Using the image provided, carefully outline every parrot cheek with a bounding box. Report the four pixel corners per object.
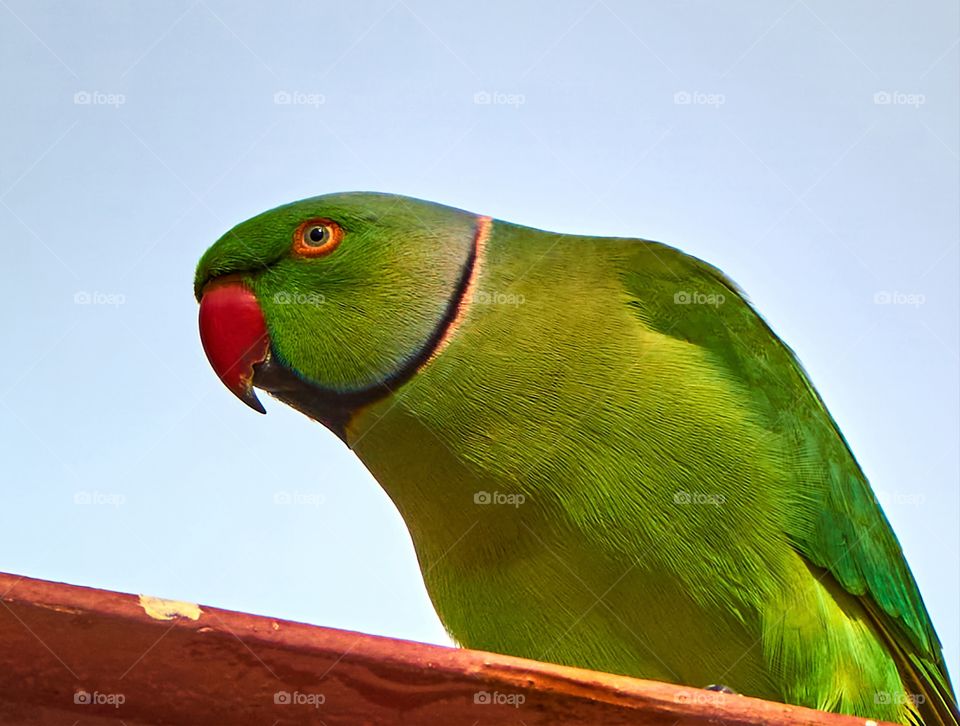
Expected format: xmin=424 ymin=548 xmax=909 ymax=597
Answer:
xmin=198 ymin=278 xmax=271 ymax=413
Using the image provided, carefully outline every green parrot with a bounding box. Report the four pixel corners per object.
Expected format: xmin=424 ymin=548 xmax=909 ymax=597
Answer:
xmin=195 ymin=192 xmax=957 ymax=725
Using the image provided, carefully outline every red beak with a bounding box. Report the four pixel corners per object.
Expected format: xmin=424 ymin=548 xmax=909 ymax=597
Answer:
xmin=198 ymin=279 xmax=270 ymax=413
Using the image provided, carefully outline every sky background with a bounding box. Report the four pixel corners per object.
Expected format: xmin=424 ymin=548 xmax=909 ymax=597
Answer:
xmin=1 ymin=0 xmax=957 ymax=688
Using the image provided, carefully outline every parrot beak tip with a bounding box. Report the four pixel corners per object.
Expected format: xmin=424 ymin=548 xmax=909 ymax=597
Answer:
xmin=245 ymin=394 xmax=267 ymax=414
xmin=241 ymin=366 xmax=268 ymax=414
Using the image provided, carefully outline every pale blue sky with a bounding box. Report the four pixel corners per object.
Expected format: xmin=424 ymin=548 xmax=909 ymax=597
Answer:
xmin=1 ymin=0 xmax=957 ymax=686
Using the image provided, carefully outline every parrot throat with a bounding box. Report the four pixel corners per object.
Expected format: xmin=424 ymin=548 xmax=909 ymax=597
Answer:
xmin=253 ymin=215 xmax=492 ymax=444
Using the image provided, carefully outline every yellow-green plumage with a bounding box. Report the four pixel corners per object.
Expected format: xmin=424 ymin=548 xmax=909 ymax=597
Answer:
xmin=196 ymin=193 xmax=957 ymax=724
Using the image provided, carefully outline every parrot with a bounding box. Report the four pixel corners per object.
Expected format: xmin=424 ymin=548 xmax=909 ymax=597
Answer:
xmin=195 ymin=192 xmax=957 ymax=725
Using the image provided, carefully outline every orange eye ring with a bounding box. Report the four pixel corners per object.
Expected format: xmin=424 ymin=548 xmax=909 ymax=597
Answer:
xmin=292 ymin=218 xmax=343 ymax=258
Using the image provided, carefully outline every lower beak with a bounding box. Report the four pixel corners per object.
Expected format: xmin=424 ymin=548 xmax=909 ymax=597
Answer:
xmin=198 ymin=278 xmax=270 ymax=413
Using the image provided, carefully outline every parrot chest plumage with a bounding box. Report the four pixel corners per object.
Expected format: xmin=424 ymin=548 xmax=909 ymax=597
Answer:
xmin=344 ymin=225 xmax=798 ymax=698
xmin=348 ymin=392 xmax=791 ymax=696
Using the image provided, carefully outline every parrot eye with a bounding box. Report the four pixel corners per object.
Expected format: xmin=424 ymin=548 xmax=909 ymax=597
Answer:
xmin=293 ymin=218 xmax=343 ymax=258
xmin=307 ymin=225 xmax=327 ymax=244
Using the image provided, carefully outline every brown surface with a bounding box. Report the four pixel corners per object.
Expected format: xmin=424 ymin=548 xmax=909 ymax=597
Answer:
xmin=0 ymin=571 xmax=889 ymax=725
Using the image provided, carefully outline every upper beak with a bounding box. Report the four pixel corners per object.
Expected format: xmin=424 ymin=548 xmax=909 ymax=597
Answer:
xmin=198 ymin=278 xmax=270 ymax=413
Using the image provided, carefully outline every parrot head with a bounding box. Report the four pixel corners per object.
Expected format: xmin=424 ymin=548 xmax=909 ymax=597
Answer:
xmin=194 ymin=192 xmax=487 ymax=439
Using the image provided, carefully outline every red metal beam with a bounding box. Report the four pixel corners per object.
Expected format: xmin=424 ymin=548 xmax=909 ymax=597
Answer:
xmin=0 ymin=572 xmax=891 ymax=725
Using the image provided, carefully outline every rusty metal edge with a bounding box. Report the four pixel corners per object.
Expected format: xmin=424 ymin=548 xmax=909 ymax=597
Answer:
xmin=0 ymin=571 xmax=892 ymax=726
